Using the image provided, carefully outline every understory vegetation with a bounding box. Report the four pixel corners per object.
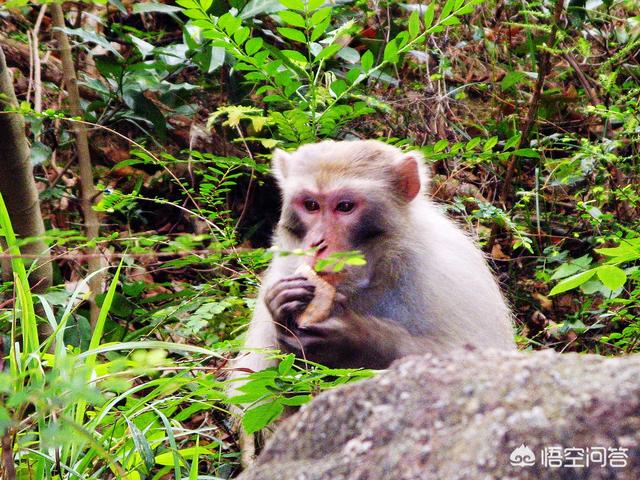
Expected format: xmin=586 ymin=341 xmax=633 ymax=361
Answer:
xmin=0 ymin=0 xmax=638 ymax=477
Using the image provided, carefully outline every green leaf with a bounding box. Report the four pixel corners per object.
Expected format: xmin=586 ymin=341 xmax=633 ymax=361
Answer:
xmin=596 ymin=265 xmax=627 ymax=291
xmin=278 ymin=27 xmax=307 ymax=43
xmin=155 ymin=447 xmax=214 ymax=466
xmin=95 ymin=55 xmax=123 ymax=79
xmin=125 ymin=416 xmax=155 ymax=473
xmin=440 ymin=0 xmax=455 ymax=20
xmin=500 ymin=71 xmax=526 ymax=90
xmin=279 ymin=0 xmax=304 ymax=10
xmin=361 ymin=50 xmax=374 ymax=71
xmin=278 ymin=354 xmax=295 ymax=375
xmin=315 ymin=43 xmax=341 ymax=61
xmin=551 ymin=263 xmax=583 ymax=281
xmin=281 ymin=49 xmax=308 ymax=63
xmin=243 ymin=401 xmax=284 ymax=433
xmin=330 ymin=79 xmax=347 ymax=96
xmin=176 ymin=0 xmax=199 ymax=8
xmin=183 ymin=8 xmax=210 ymax=21
xmin=423 ymin=3 xmax=436 ymax=28
xmin=408 ymin=10 xmax=420 ymax=38
xmin=55 ymin=26 xmax=122 ymax=58
xmin=345 ymin=257 xmax=366 ymax=266
xmin=549 ymin=269 xmax=596 ymax=295
xmin=234 ymin=27 xmax=250 ymax=45
xmin=245 ymin=37 xmax=264 ymax=55
xmin=442 ymin=16 xmax=461 ymax=26
xmin=484 ymin=136 xmax=498 ymax=150
xmin=311 ymin=7 xmax=332 ymax=25
xmin=512 ymin=148 xmax=539 ymax=158
xmin=383 ymin=39 xmax=398 ymax=62
xmin=280 ymin=395 xmax=312 ymax=406
xmin=504 ymin=133 xmax=521 ymax=150
xmin=466 ymin=137 xmax=482 ymax=150
xmin=346 ymin=67 xmax=361 ymax=84
xmin=124 ymin=90 xmax=168 ymax=140
xmin=310 ymin=17 xmax=331 ymax=41
xmin=595 ymin=243 xmax=640 ymax=258
xmin=279 ymin=10 xmax=306 ymax=28
xmin=129 ymin=35 xmax=154 ymax=58
xmin=434 ymin=139 xmax=448 ymax=153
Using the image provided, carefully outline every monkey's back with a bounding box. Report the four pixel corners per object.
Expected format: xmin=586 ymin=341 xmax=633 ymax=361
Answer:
xmin=409 ymin=199 xmax=516 ymax=351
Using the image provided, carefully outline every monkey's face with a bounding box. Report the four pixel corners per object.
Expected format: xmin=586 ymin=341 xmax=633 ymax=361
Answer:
xmin=280 ymin=186 xmax=392 ymax=291
xmin=272 ymin=140 xmax=425 ymax=292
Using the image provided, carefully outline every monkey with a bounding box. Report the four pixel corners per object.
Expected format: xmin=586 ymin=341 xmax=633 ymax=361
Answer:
xmin=230 ymin=139 xmax=515 ymax=380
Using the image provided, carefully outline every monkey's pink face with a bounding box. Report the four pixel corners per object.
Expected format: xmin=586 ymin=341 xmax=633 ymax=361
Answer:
xmin=283 ymin=187 xmax=385 ymax=285
xmin=293 ymin=188 xmax=363 ymax=256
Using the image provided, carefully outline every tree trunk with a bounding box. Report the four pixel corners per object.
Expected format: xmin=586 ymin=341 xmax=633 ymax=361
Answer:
xmin=51 ymin=4 xmax=103 ymax=326
xmin=0 ymin=47 xmax=52 ymax=294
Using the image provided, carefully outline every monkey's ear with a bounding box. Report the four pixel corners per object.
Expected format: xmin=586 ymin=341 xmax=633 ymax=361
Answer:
xmin=271 ymin=148 xmax=291 ymax=184
xmin=395 ymin=154 xmax=423 ymax=202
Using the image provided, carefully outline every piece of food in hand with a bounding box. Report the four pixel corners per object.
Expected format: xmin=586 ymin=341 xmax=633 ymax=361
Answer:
xmin=294 ymin=264 xmax=336 ymax=326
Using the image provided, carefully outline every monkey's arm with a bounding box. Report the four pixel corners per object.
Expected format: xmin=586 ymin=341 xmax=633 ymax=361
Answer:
xmin=265 ymin=276 xmax=432 ymax=369
xmin=278 ymin=311 xmax=431 ymax=369
xmin=227 ymin=296 xmax=279 ymax=388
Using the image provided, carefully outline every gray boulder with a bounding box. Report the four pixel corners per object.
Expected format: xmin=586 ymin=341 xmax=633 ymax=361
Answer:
xmin=239 ymin=349 xmax=640 ymax=479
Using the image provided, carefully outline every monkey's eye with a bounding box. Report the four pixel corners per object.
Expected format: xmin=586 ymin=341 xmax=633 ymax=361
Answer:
xmin=303 ymin=199 xmax=320 ymax=212
xmin=336 ymin=201 xmax=355 ymax=213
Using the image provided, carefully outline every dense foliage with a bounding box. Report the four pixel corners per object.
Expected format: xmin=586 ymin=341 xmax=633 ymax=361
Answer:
xmin=0 ymin=0 xmax=638 ymax=478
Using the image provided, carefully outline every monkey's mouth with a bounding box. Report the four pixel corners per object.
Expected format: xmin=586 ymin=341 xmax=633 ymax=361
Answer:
xmin=317 ymin=270 xmax=372 ymax=295
xmin=316 ymin=271 xmax=343 ymax=286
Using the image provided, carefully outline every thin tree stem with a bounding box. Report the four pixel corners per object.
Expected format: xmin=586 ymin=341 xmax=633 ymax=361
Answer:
xmin=51 ymin=3 xmax=103 ymax=327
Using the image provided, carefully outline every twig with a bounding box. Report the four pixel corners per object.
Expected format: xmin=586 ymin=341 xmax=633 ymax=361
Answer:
xmin=1 ymin=430 xmax=16 ymax=480
xmin=233 ymin=126 xmax=255 ymax=231
xmin=562 ymin=52 xmax=598 ymax=106
xmin=48 ymin=154 xmax=76 ymax=190
xmin=0 ymin=248 xmax=249 ymax=261
xmin=51 ymin=3 xmax=103 ymax=327
xmin=31 ymin=4 xmax=48 ymax=114
xmin=500 ymin=0 xmax=564 ymax=205
xmin=488 ymin=0 xmax=565 ymax=251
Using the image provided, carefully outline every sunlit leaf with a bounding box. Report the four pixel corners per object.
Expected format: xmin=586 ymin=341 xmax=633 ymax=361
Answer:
xmin=550 ymin=269 xmax=596 ymax=295
xmin=596 ymin=265 xmax=627 ymax=291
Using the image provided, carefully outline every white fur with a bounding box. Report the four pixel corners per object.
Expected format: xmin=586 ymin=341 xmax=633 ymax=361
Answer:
xmin=230 ymin=140 xmax=514 ymax=385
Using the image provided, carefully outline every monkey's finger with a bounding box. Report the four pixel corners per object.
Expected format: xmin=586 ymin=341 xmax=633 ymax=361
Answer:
xmin=271 ymin=288 xmax=314 ymax=309
xmin=266 ymin=288 xmax=313 ymax=321
xmin=275 ymin=300 xmax=309 ymax=330
xmin=298 ymin=317 xmax=343 ymax=336
xmin=334 ymin=292 xmax=348 ymax=305
xmin=330 ymin=292 xmax=348 ymax=315
xmin=278 ymin=331 xmax=327 ymax=359
xmin=265 ymin=279 xmax=316 ymax=304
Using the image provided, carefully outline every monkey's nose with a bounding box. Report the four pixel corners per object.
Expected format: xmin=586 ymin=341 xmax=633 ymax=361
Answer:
xmin=310 ymin=239 xmax=328 ymax=256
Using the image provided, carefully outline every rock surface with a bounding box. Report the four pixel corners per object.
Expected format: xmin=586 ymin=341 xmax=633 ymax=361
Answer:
xmin=239 ymin=349 xmax=640 ymax=479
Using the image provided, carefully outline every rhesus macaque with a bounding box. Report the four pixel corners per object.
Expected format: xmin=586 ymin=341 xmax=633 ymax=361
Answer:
xmin=231 ymin=139 xmax=515 ymax=377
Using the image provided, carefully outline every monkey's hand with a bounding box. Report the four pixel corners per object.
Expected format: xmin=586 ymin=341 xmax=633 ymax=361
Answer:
xmin=266 ymin=279 xmax=424 ymax=369
xmin=270 ymin=290 xmax=400 ymax=369
xmin=265 ymin=277 xmax=351 ymax=364
xmin=265 ymin=275 xmax=319 ymax=335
